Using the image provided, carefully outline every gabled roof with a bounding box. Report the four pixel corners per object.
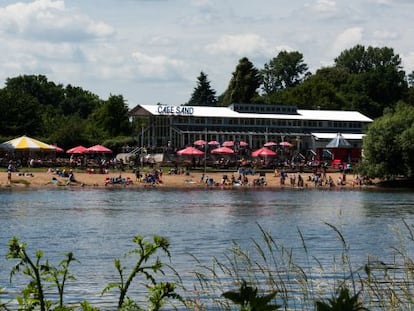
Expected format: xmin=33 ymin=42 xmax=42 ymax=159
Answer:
xmin=326 ymin=133 xmax=352 ymax=148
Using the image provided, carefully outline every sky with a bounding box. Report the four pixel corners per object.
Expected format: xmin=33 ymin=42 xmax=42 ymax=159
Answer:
xmin=0 ymin=0 xmax=413 ymax=108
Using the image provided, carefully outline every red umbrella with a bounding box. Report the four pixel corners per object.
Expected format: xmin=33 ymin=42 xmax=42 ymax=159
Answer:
xmin=51 ymin=145 xmax=65 ymax=153
xmin=251 ymin=147 xmax=277 ymax=157
xmin=86 ymin=144 xmax=113 ymax=153
xmin=177 ymin=146 xmax=204 ymax=156
xmin=279 ymin=141 xmax=293 ymax=147
xmin=264 ymin=141 xmax=278 ymax=147
xmin=193 ymin=139 xmax=206 ymax=146
xmin=222 ymin=141 xmax=234 ymax=147
xmin=66 ymin=145 xmax=87 ymax=154
xmin=208 ymin=140 xmax=220 ymax=146
xmin=211 ymin=146 xmax=235 ymax=155
xmin=239 ymin=141 xmax=249 ymax=147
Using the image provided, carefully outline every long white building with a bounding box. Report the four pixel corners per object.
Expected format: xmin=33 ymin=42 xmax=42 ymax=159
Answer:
xmin=129 ymin=103 xmax=372 ymax=154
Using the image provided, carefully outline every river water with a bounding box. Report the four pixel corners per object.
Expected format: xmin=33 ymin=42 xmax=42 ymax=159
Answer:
xmin=1 ymin=187 xmax=414 ymax=309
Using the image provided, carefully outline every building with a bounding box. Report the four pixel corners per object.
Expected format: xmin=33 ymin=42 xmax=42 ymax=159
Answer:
xmin=129 ymin=103 xmax=372 ymax=162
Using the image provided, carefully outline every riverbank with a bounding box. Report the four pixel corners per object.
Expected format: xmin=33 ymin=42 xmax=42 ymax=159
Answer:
xmin=0 ymin=169 xmax=376 ymax=190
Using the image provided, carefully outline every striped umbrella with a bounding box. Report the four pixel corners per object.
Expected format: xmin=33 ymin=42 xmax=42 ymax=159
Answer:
xmin=0 ymin=135 xmax=55 ymax=150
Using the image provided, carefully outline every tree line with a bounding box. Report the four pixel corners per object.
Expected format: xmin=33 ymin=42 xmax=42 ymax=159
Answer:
xmin=188 ymin=44 xmax=414 ymax=121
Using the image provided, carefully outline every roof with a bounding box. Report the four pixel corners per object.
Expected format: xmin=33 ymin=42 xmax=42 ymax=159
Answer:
xmin=311 ymin=132 xmax=365 ymax=140
xmin=131 ymin=104 xmax=373 ymax=123
xmin=326 ymin=133 xmax=352 ymax=148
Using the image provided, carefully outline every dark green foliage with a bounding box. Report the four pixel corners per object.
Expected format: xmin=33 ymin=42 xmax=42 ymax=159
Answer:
xmin=315 ymin=287 xmax=368 ymax=311
xmin=220 ymin=57 xmax=261 ymax=106
xmin=334 ymin=45 xmax=407 ymax=118
xmin=186 ymin=71 xmax=217 ymax=106
xmin=265 ymin=45 xmax=408 ymax=119
xmin=261 ymin=50 xmax=310 ymax=95
xmin=360 ymin=102 xmax=414 ymax=178
xmin=91 ymin=94 xmax=132 ymax=138
xmin=223 ymin=279 xmax=280 ymax=311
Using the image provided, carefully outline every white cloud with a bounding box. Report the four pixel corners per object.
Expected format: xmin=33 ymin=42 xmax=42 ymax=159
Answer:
xmin=332 ymin=27 xmax=363 ymax=55
xmin=402 ymin=52 xmax=414 ymax=73
xmin=372 ymin=30 xmax=399 ymax=41
xmin=206 ymin=33 xmax=272 ymax=57
xmin=0 ymin=0 xmax=114 ymax=42
xmin=313 ymin=0 xmax=337 ymax=14
xmin=131 ymin=51 xmax=186 ymax=80
xmin=304 ymin=0 xmax=338 ymax=18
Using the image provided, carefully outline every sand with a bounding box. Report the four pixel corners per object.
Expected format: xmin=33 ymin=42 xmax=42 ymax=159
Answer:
xmin=0 ymin=168 xmax=376 ymax=190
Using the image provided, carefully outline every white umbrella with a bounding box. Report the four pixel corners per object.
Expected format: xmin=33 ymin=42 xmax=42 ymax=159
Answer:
xmin=0 ymin=135 xmax=55 ymax=151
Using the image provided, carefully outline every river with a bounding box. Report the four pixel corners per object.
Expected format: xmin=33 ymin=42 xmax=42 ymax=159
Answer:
xmin=1 ymin=187 xmax=414 ymax=309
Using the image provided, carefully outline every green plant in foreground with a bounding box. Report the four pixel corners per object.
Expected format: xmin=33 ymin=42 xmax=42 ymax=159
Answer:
xmin=222 ymin=279 xmax=280 ymax=311
xmin=102 ymin=235 xmax=184 ymax=310
xmin=315 ymin=286 xmax=368 ymax=311
xmin=7 ymin=237 xmax=78 ymax=311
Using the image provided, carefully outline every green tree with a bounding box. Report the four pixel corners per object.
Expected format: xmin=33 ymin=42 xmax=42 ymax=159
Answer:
xmin=0 ymin=89 xmax=43 ymax=136
xmin=335 ymin=45 xmax=407 ymax=118
xmin=47 ymin=115 xmax=92 ymax=149
xmin=360 ymin=102 xmax=414 ymax=179
xmin=220 ymin=57 xmax=261 ymax=106
xmin=91 ymin=94 xmax=132 ymax=139
xmin=4 ymin=75 xmax=64 ymax=118
xmin=261 ymin=50 xmax=310 ymax=95
xmin=271 ymin=67 xmax=347 ymax=109
xmin=61 ymin=85 xmax=100 ymax=118
xmin=186 ymin=71 xmax=217 ymax=106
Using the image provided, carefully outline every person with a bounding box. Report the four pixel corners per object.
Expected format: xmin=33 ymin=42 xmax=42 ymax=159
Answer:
xmin=135 ymin=169 xmax=141 ymax=181
xmin=67 ymin=169 xmax=76 ymax=185
xmin=7 ymin=161 xmax=12 ymax=184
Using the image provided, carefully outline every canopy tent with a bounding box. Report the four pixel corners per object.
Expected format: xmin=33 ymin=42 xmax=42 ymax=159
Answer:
xmin=251 ymin=147 xmax=277 ymax=157
xmin=0 ymin=135 xmax=55 ymax=151
xmin=193 ymin=139 xmax=206 ymax=146
xmin=264 ymin=141 xmax=278 ymax=147
xmin=326 ymin=133 xmax=352 ymax=148
xmin=222 ymin=141 xmax=234 ymax=147
xmin=211 ymin=146 xmax=235 ymax=155
xmin=207 ymin=140 xmax=220 ymax=146
xmin=51 ymin=145 xmax=65 ymax=153
xmin=86 ymin=144 xmax=112 ymax=153
xmin=66 ymin=145 xmax=87 ymax=154
xmin=177 ymin=146 xmax=204 ymax=156
xmin=279 ymin=141 xmax=293 ymax=147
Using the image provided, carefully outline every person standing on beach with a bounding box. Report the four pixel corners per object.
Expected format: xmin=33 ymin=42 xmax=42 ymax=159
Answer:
xmin=7 ymin=161 xmax=13 ymax=184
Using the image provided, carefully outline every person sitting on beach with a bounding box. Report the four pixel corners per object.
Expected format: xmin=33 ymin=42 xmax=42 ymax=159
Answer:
xmin=66 ymin=170 xmax=76 ymax=185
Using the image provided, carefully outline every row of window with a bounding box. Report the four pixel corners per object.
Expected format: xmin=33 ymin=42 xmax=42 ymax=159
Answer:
xmin=172 ymin=117 xmax=362 ymax=129
xmin=231 ymin=104 xmax=298 ymax=114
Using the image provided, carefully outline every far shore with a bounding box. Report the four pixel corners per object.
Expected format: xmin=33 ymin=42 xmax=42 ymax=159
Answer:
xmin=0 ymin=167 xmax=380 ymax=190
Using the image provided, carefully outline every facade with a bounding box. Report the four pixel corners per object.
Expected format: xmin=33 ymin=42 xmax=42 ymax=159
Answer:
xmin=129 ymin=103 xmax=372 ymax=160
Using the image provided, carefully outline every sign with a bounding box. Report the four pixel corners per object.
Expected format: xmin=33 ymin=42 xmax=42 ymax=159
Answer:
xmin=157 ymin=105 xmax=194 ymax=115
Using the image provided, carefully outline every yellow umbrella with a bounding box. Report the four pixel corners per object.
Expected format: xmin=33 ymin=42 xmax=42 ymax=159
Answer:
xmin=0 ymin=135 xmax=55 ymax=150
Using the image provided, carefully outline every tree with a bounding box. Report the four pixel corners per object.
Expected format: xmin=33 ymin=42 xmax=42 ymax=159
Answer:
xmin=186 ymin=71 xmax=217 ymax=106
xmin=5 ymin=74 xmax=64 ymax=110
xmin=61 ymin=85 xmax=100 ymax=118
xmin=0 ymin=89 xmax=43 ymax=136
xmin=335 ymin=45 xmax=407 ymax=118
xmin=220 ymin=57 xmax=261 ymax=106
xmin=91 ymin=94 xmax=132 ymax=139
xmin=270 ymin=67 xmax=348 ymax=109
xmin=261 ymin=50 xmax=310 ymax=95
xmin=360 ymin=102 xmax=414 ymax=179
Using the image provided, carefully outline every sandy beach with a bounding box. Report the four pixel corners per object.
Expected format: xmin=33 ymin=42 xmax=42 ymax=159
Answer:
xmin=0 ymin=167 xmax=376 ymax=190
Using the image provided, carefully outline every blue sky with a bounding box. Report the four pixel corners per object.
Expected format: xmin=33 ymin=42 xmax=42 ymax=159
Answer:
xmin=0 ymin=0 xmax=413 ymax=108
